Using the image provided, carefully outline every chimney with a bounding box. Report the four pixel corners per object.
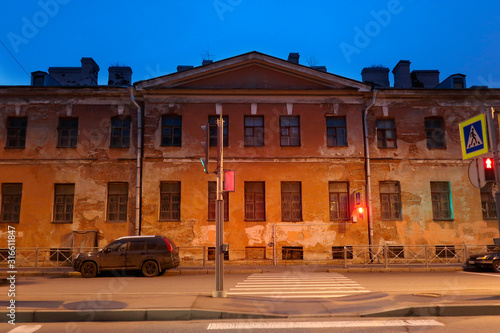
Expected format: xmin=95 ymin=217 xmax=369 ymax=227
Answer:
xmin=410 ymin=70 xmax=440 ymax=88
xmin=392 ymin=60 xmax=411 ymax=88
xmin=202 ymin=59 xmax=213 ymax=66
xmin=108 ymin=66 xmax=133 ymax=86
xmin=177 ymin=65 xmax=194 ymax=72
xmin=361 ymin=67 xmax=390 ymax=87
xmin=80 ymin=57 xmax=100 ymax=86
xmin=287 ymin=52 xmax=300 ymax=64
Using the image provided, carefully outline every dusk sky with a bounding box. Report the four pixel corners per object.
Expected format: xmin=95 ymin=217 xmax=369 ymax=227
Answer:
xmin=1 ymin=0 xmax=500 ymax=87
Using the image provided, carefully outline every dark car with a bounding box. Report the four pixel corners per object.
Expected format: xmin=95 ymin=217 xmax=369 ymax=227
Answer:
xmin=466 ymin=247 xmax=500 ymax=272
xmin=73 ymin=235 xmax=180 ymax=278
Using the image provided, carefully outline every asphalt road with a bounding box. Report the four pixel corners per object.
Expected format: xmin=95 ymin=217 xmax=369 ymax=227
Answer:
xmin=4 ymin=316 xmax=500 ymax=333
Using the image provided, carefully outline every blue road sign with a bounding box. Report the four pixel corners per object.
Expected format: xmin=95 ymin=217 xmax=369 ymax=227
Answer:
xmin=459 ymin=114 xmax=489 ymax=160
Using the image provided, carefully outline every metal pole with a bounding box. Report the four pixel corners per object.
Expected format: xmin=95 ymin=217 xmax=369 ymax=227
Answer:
xmin=272 ymin=225 xmax=276 ymax=266
xmin=213 ymin=113 xmax=226 ymax=298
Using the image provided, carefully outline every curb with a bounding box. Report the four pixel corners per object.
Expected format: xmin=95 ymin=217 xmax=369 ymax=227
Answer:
xmin=362 ymin=304 xmax=500 ymax=317
xmin=0 ymin=309 xmax=285 ymax=323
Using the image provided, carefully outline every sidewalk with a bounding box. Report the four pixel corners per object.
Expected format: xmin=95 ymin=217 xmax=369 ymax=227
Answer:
xmin=2 ymin=264 xmax=500 ymax=323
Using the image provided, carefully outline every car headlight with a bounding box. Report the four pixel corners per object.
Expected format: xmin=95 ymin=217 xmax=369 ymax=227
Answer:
xmin=477 ymin=255 xmax=492 ymax=260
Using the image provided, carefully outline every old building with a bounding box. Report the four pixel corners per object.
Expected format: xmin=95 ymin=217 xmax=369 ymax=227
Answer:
xmin=1 ymin=52 xmax=499 ymax=262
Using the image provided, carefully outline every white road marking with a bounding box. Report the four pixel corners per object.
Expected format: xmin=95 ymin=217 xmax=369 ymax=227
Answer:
xmin=207 ymin=319 xmax=444 ymax=330
xmin=7 ymin=325 xmax=43 ymax=333
xmin=461 ymin=271 xmax=500 ymax=277
xmin=227 ymin=272 xmax=370 ymax=298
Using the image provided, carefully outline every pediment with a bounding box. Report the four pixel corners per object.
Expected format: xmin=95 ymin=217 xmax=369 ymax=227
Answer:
xmin=135 ymin=52 xmax=370 ymax=92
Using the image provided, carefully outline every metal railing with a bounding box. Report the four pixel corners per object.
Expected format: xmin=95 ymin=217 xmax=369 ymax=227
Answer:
xmin=0 ymin=244 xmax=495 ymax=271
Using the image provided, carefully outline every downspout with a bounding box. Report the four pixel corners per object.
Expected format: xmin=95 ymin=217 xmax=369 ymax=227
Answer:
xmin=363 ymin=88 xmax=379 ymax=248
xmin=128 ymin=86 xmax=142 ymax=236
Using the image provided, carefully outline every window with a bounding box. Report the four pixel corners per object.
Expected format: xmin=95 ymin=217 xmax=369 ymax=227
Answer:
xmin=425 ymin=117 xmax=446 ymax=149
xmin=208 ymin=182 xmax=228 ymax=221
xmin=57 ymin=118 xmax=78 ymax=148
xmin=282 ymin=246 xmax=303 ymax=260
xmin=161 ymin=115 xmax=182 ymax=146
xmin=6 ymin=117 xmax=27 ymax=148
xmin=107 ymin=183 xmax=128 ymax=222
xmin=110 ymin=116 xmax=131 ymax=148
xmin=281 ymin=181 xmax=302 ymax=221
xmin=1 ymin=184 xmax=22 ymax=223
xmin=160 ymin=182 xmax=181 ymax=221
xmin=245 ymin=182 xmax=265 ymax=221
xmin=209 ymin=115 xmax=228 ymax=147
xmin=431 ymin=182 xmax=453 ymax=220
xmin=329 ymin=182 xmax=349 ymax=220
xmin=280 ymin=116 xmax=300 ymax=146
xmin=326 ymin=116 xmax=347 ymax=146
xmin=380 ymin=181 xmax=402 ymax=220
xmin=481 ymin=182 xmax=497 ymax=220
xmin=453 ymin=78 xmax=464 ymax=89
xmin=387 ymin=246 xmax=404 ymax=259
xmin=244 ymin=116 xmax=264 ymax=146
xmin=377 ymin=119 xmax=396 ymax=148
xmin=208 ymin=247 xmax=229 ymax=260
xmin=53 ymin=184 xmax=75 ymax=223
xmin=332 ymin=246 xmax=353 ymax=259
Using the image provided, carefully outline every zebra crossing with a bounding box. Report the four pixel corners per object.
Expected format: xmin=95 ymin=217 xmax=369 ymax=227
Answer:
xmin=227 ymin=272 xmax=370 ymax=298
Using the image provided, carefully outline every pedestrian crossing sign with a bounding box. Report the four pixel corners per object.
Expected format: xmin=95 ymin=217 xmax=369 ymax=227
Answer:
xmin=459 ymin=114 xmax=489 ymax=160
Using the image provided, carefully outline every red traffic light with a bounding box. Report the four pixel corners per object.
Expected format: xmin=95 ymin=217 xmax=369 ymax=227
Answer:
xmin=485 ymin=158 xmax=493 ymax=169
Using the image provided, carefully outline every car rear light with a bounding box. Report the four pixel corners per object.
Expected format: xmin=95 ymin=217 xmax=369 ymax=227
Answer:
xmin=163 ymin=238 xmax=173 ymax=252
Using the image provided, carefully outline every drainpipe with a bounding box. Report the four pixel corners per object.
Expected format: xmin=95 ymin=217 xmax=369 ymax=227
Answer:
xmin=363 ymin=88 xmax=379 ymax=249
xmin=128 ymin=86 xmax=142 ymax=236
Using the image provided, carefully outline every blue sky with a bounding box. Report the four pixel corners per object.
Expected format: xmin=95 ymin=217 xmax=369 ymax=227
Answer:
xmin=1 ymin=0 xmax=500 ymax=87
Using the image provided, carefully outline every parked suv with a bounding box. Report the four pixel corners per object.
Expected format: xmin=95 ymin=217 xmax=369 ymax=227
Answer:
xmin=73 ymin=235 xmax=180 ymax=278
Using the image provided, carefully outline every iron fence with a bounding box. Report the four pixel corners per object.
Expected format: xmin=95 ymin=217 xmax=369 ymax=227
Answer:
xmin=0 ymin=244 xmax=496 ymax=271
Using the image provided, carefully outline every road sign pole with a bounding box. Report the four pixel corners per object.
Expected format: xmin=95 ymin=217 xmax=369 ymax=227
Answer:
xmin=213 ymin=113 xmax=226 ymax=298
xmin=486 ymin=108 xmax=500 ymax=236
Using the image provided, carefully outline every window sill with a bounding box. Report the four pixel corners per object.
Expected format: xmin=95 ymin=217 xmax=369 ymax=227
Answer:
xmin=158 ymin=219 xmax=181 ymax=222
xmin=0 ymin=221 xmax=20 ymax=224
xmin=105 ymin=220 xmax=127 ymax=223
xmin=56 ymin=146 xmax=77 ymax=149
xmin=4 ymin=147 xmax=26 ymax=149
xmin=245 ymin=219 xmax=266 ymax=222
xmin=109 ymin=146 xmax=130 ymax=149
xmin=51 ymin=221 xmax=73 ymax=224
xmin=433 ymin=219 xmax=454 ymax=222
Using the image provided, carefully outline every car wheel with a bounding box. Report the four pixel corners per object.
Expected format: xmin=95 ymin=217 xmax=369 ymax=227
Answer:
xmin=492 ymin=260 xmax=500 ymax=273
xmin=142 ymin=260 xmax=159 ymax=277
xmin=80 ymin=261 xmax=97 ymax=278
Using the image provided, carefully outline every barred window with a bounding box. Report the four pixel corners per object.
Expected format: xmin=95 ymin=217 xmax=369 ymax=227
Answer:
xmin=380 ymin=181 xmax=402 ymax=220
xmin=425 ymin=117 xmax=446 ymax=149
xmin=57 ymin=118 xmax=78 ymax=148
xmin=1 ymin=184 xmax=22 ymax=223
xmin=431 ymin=182 xmax=453 ymax=220
xmin=281 ymin=181 xmax=302 ymax=221
xmin=107 ymin=183 xmax=128 ymax=222
xmin=53 ymin=184 xmax=74 ymax=223
xmin=160 ymin=182 xmax=181 ymax=221
xmin=110 ymin=116 xmax=131 ymax=148
xmin=326 ymin=116 xmax=347 ymax=147
xmin=6 ymin=117 xmax=27 ymax=148
xmin=209 ymin=115 xmax=228 ymax=147
xmin=208 ymin=182 xmax=228 ymax=221
xmin=244 ymin=116 xmax=264 ymax=146
xmin=161 ymin=116 xmax=182 ymax=146
xmin=377 ymin=119 xmax=397 ymax=148
xmin=329 ymin=182 xmax=349 ymax=220
xmin=245 ymin=182 xmax=265 ymax=221
xmin=280 ymin=116 xmax=300 ymax=146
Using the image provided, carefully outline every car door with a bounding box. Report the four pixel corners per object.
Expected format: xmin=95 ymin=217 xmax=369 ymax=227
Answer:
xmin=126 ymin=240 xmax=147 ymax=269
xmin=99 ymin=239 xmax=127 ymax=269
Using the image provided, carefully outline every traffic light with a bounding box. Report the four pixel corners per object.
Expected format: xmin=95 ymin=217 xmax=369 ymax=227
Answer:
xmin=484 ymin=157 xmax=495 ymax=181
xmin=200 ymin=124 xmax=209 ymax=173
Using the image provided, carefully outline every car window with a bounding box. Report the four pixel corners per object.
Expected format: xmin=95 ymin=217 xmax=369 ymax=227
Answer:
xmin=129 ymin=241 xmax=145 ymax=251
xmin=106 ymin=240 xmax=127 ymax=252
xmin=146 ymin=239 xmax=159 ymax=250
